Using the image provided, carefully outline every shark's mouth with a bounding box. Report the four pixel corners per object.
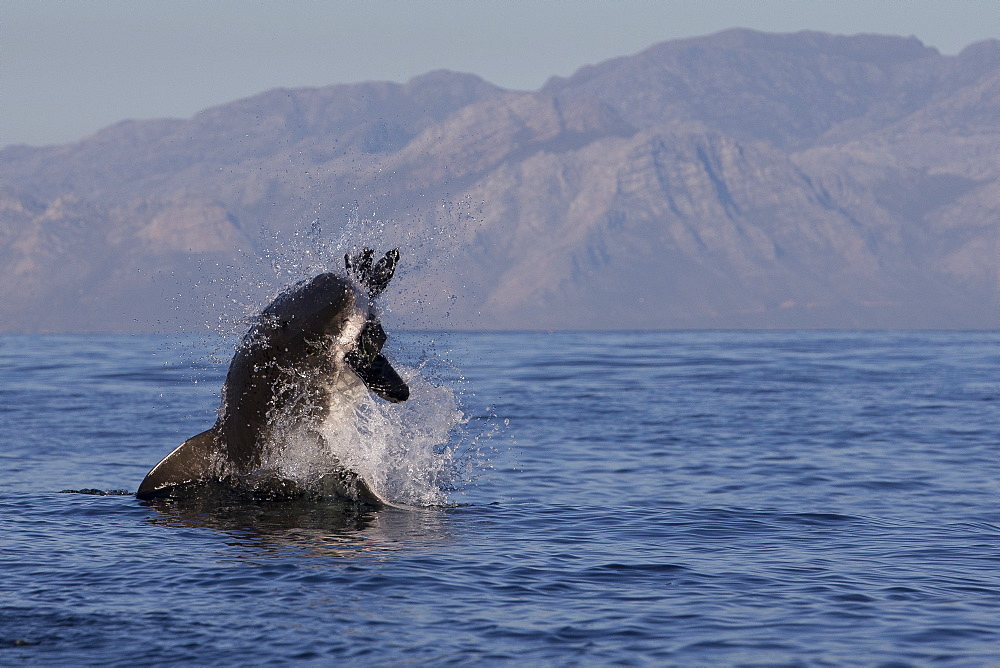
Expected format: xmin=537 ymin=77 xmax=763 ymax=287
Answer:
xmin=345 ymin=317 xmax=409 ymax=403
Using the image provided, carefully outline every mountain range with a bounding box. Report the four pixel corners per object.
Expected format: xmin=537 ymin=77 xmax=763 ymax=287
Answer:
xmin=2 ymin=28 xmax=998 ymax=332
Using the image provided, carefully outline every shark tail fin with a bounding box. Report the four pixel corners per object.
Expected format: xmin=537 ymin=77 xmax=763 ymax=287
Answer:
xmin=136 ymin=429 xmax=218 ymax=499
xmin=345 ymin=247 xmax=399 ymax=299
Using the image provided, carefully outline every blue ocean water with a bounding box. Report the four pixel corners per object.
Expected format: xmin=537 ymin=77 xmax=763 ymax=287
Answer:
xmin=1 ymin=331 xmax=998 ymax=665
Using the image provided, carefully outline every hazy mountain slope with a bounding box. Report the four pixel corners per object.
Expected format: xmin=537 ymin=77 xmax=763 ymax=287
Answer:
xmin=0 ymin=30 xmax=997 ymax=332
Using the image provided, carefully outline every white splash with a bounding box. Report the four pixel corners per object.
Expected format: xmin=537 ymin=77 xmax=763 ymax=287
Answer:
xmin=330 ymin=369 xmax=467 ymax=507
xmin=192 ymin=206 xmax=494 ymax=506
xmin=263 ymin=363 xmax=467 ymax=507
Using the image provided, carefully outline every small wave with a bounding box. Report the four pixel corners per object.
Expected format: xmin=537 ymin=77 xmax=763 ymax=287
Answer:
xmin=58 ymin=489 xmax=132 ymax=496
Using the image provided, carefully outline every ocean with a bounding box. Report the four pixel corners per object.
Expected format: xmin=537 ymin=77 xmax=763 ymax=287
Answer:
xmin=1 ymin=330 xmax=998 ymax=665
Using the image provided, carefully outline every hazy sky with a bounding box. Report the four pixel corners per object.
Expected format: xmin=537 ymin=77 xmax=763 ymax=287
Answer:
xmin=3 ymin=0 xmax=998 ymax=147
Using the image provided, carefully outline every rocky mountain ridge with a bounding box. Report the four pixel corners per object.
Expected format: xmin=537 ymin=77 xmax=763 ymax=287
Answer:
xmin=1 ymin=29 xmax=997 ymax=332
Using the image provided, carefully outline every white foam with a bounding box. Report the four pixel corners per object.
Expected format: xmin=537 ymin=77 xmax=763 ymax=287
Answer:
xmin=262 ymin=362 xmax=467 ymax=507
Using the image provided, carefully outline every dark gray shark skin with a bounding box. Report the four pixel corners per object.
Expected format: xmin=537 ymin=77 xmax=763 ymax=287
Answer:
xmin=137 ymin=249 xmax=408 ymax=503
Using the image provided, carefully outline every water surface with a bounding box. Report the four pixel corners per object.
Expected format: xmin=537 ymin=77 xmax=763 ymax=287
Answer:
xmin=1 ymin=331 xmax=998 ymax=664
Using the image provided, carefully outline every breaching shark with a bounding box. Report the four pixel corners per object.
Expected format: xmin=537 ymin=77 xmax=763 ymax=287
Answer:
xmin=136 ymin=248 xmax=409 ymax=504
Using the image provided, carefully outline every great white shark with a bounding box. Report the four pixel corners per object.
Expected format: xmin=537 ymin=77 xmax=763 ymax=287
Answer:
xmin=136 ymin=248 xmax=409 ymax=503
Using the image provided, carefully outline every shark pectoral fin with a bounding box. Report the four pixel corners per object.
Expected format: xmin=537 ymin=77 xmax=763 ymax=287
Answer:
xmin=314 ymin=469 xmax=387 ymax=507
xmin=352 ymin=354 xmax=410 ymax=403
xmin=136 ymin=429 xmax=219 ymax=499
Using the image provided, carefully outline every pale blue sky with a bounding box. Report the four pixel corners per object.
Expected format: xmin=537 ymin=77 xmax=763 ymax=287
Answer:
xmin=3 ymin=0 xmax=998 ymax=147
